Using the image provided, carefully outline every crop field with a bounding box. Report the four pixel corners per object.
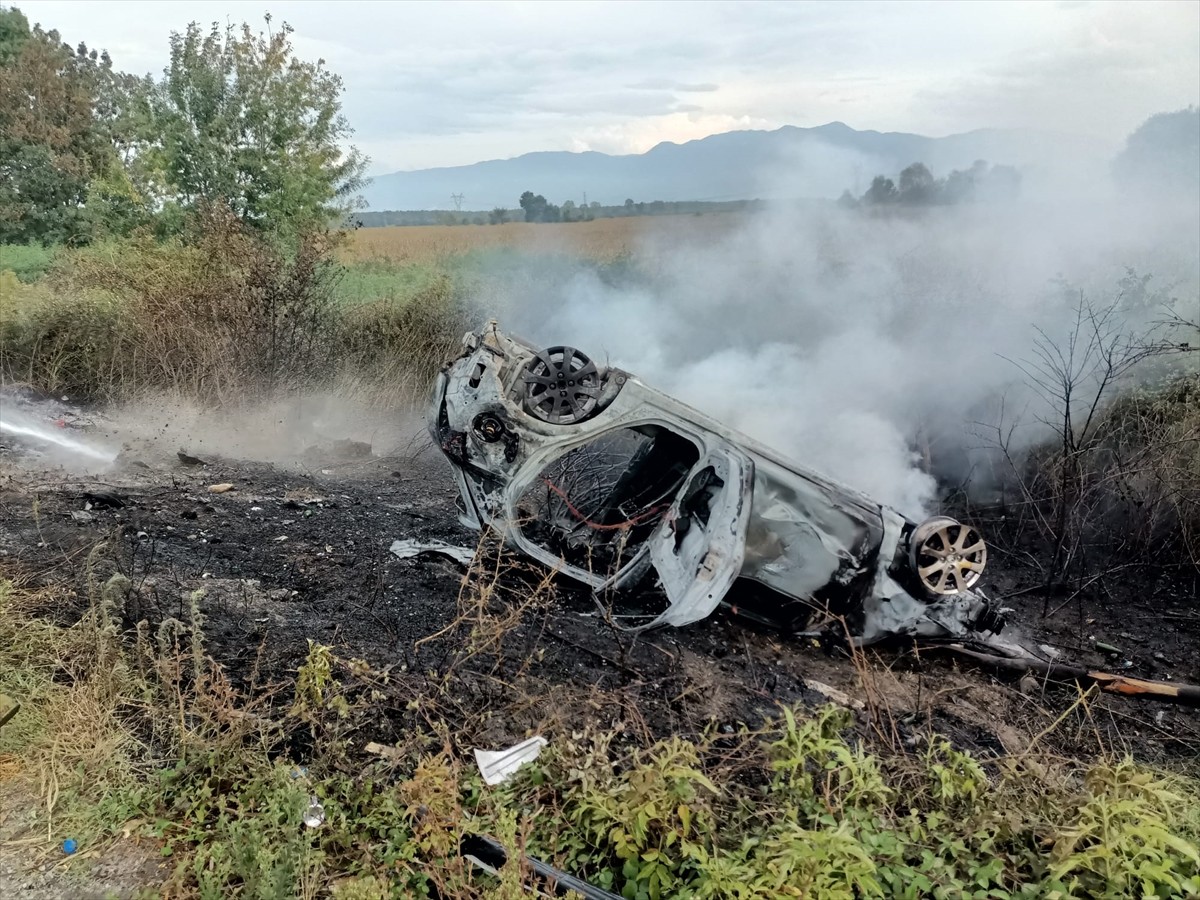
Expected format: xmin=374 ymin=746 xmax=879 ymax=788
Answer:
xmin=344 ymin=213 xmax=746 ymax=264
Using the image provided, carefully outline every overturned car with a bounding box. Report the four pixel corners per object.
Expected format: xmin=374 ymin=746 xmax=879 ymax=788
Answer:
xmin=429 ymin=322 xmax=1005 ymax=645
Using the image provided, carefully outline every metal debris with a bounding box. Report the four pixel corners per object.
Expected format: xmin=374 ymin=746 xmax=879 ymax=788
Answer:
xmin=389 ymin=538 xmax=476 ymax=567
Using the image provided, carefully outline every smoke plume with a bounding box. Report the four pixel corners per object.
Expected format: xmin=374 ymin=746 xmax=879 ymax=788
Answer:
xmin=495 ymin=152 xmax=1199 ymax=515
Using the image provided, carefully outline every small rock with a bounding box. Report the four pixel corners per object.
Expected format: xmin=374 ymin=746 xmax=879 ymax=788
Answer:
xmin=208 ymin=483 xmax=235 ymax=494
xmin=70 ymin=510 xmax=95 ymax=524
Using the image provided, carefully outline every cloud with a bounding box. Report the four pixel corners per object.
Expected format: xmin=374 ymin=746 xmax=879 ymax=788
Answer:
xmin=14 ymin=0 xmax=1200 ymax=172
xmin=629 ymin=79 xmax=720 ymax=93
xmin=568 ymin=112 xmax=778 ymax=155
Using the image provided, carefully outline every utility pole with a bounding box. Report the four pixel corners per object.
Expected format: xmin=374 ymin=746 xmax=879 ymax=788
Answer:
xmin=451 ymin=193 xmax=464 ymax=211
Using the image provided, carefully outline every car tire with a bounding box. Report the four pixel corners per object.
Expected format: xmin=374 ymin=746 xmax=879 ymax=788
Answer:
xmin=521 ymin=346 xmax=602 ymax=424
xmin=908 ymin=516 xmax=987 ymax=596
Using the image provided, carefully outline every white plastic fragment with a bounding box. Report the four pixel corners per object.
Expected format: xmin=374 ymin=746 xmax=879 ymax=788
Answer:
xmin=389 ymin=539 xmax=475 ymax=566
xmin=473 ymin=736 xmax=548 ymax=786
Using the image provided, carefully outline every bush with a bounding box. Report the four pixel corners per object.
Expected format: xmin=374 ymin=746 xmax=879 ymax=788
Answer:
xmin=0 ymin=269 xmax=132 ymax=396
xmin=332 ymin=275 xmax=473 ymax=408
xmin=0 ymin=242 xmax=60 ymax=282
xmin=1090 ymin=372 xmax=1200 ymax=562
xmin=1 ymin=206 xmax=471 ymax=408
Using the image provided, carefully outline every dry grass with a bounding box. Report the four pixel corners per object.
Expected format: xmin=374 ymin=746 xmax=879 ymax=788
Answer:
xmin=344 ymin=213 xmax=746 ymax=265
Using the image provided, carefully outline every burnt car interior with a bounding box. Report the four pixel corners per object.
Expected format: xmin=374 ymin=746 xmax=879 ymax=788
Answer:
xmin=516 ymin=425 xmax=699 ymax=574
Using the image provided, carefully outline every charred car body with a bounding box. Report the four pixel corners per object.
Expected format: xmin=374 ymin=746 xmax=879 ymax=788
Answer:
xmin=429 ymin=322 xmax=1005 ymax=644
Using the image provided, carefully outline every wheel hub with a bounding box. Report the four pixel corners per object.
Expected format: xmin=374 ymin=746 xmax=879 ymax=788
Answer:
xmin=521 ymin=346 xmax=601 ymax=424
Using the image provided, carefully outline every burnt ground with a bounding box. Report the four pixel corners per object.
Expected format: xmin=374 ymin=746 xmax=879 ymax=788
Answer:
xmin=1 ymin=409 xmax=1198 ymax=773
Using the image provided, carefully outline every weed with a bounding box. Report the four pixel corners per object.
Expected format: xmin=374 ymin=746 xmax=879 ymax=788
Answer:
xmin=2 ymin=547 xmax=1198 ymax=899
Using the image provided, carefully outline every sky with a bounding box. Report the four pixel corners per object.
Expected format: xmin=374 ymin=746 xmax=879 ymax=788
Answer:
xmin=14 ymin=0 xmax=1200 ymax=175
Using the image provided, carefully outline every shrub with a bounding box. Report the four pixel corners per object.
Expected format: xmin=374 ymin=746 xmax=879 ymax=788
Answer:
xmin=1 ymin=207 xmax=477 ymax=408
xmin=0 ymin=242 xmax=60 ymax=282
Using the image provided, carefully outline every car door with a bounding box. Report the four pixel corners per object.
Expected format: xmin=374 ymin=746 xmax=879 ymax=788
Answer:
xmin=638 ymin=445 xmax=754 ymax=628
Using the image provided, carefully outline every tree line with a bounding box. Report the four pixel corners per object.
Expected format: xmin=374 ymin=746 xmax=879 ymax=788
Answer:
xmin=838 ymin=160 xmax=1021 ymax=209
xmin=353 ymin=197 xmax=760 ymax=227
xmin=0 ymin=7 xmax=365 ymax=246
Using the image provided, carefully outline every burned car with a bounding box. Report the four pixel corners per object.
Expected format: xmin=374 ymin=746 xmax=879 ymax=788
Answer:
xmin=429 ymin=322 xmax=1004 ymax=644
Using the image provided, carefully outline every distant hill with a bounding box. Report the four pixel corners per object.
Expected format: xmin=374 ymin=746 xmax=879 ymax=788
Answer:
xmin=361 ymin=121 xmax=1111 ymax=211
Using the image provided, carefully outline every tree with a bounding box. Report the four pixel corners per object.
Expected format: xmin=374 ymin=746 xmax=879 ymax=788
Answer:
xmin=898 ymin=162 xmax=936 ymax=204
xmin=139 ymin=17 xmax=367 ymax=235
xmin=0 ymin=20 xmax=125 ymax=243
xmin=0 ymin=6 xmax=29 ymax=64
xmin=518 ymin=190 xmax=560 ymax=223
xmin=488 ymin=207 xmax=509 ymax=224
xmin=851 ymin=160 xmax=1019 ymax=209
xmin=862 ymin=175 xmax=897 ymax=205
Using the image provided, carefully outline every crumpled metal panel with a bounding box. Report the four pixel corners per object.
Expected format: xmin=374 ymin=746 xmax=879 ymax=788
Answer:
xmin=742 ymin=457 xmax=882 ymax=598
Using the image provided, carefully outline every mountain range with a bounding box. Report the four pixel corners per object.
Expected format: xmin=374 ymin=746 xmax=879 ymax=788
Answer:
xmin=360 ymin=121 xmax=1113 ymax=212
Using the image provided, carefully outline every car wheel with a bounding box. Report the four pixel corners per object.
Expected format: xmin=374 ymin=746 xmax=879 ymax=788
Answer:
xmin=521 ymin=346 xmax=601 ymax=424
xmin=908 ymin=516 xmax=987 ymax=595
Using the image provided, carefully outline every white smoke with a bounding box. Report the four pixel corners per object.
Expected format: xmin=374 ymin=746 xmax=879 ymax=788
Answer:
xmin=490 ymin=152 xmax=1198 ymax=516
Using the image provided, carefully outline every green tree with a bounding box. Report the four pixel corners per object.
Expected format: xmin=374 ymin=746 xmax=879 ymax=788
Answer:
xmin=0 ymin=21 xmax=121 ymax=244
xmin=518 ymin=190 xmax=560 ymax=223
xmin=139 ymin=16 xmax=367 ymax=235
xmin=0 ymin=6 xmax=30 ymax=64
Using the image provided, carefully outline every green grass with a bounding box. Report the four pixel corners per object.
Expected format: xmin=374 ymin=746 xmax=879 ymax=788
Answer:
xmin=335 ymin=259 xmax=451 ymax=307
xmin=0 ymin=242 xmax=60 ymax=282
